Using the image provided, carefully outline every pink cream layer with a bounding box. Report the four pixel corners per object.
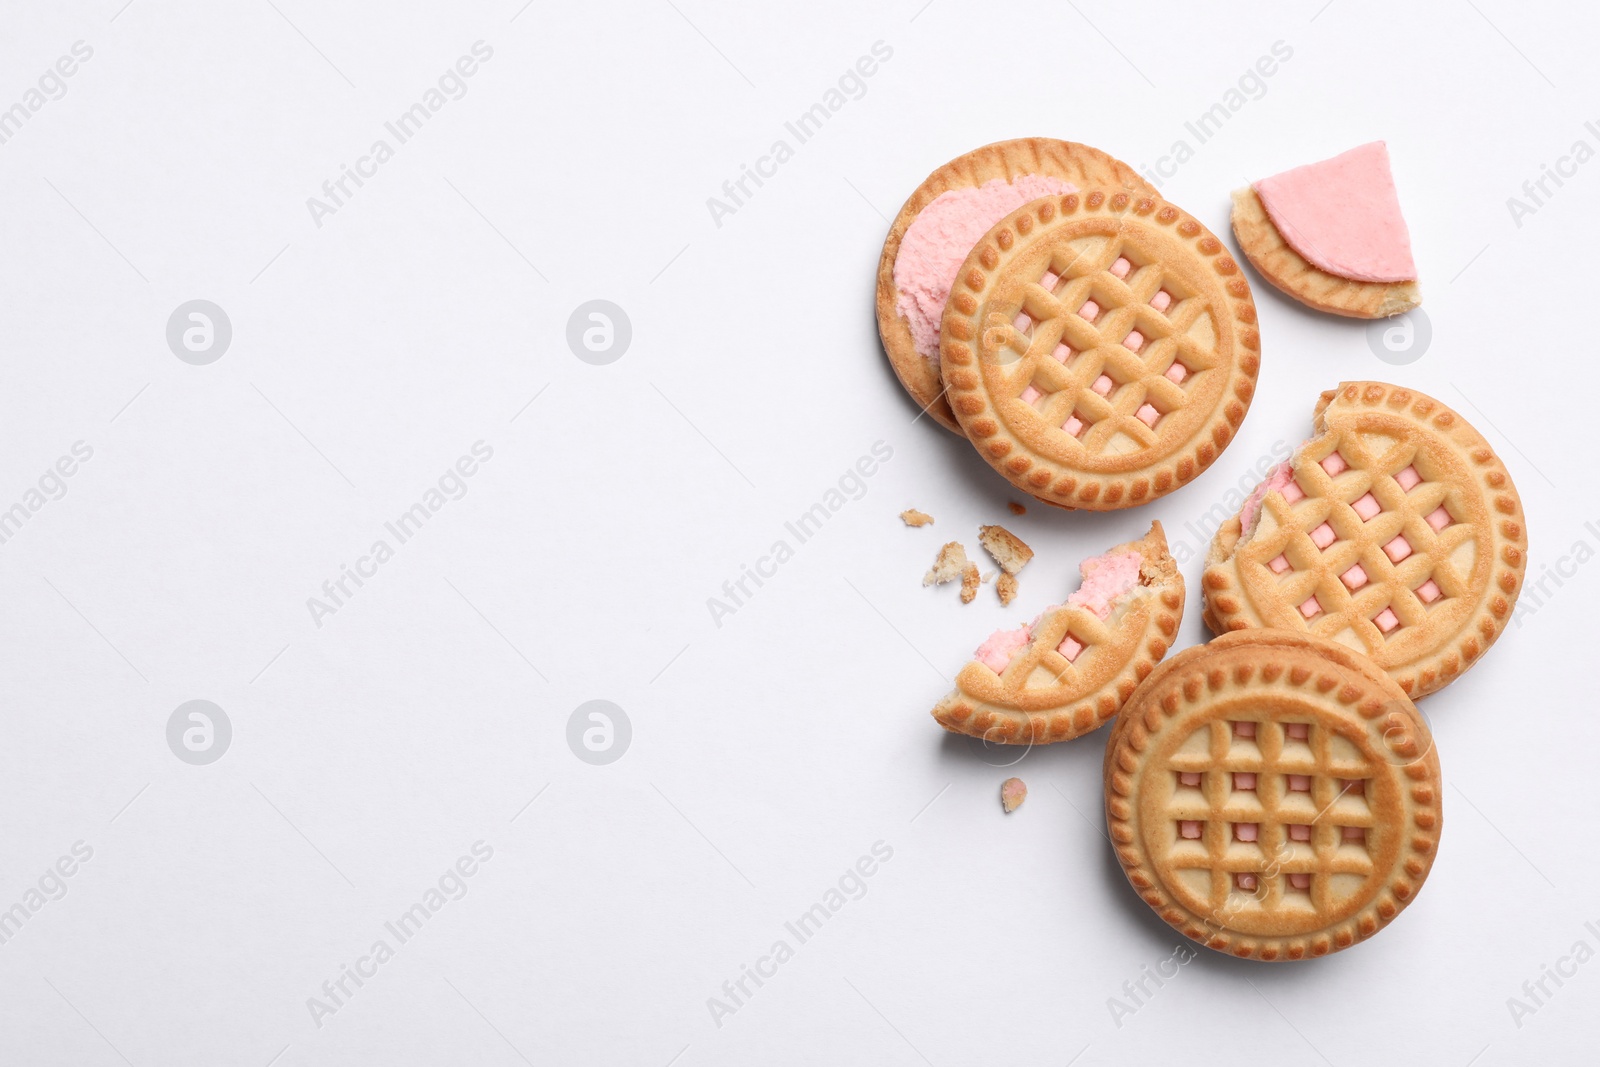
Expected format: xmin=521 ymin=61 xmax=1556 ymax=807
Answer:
xmin=1253 ymin=142 xmax=1416 ymax=284
xmin=974 ymin=624 xmax=1033 ymax=674
xmin=894 ymin=175 xmax=1076 ymax=360
xmin=1065 ymin=550 xmax=1142 ymax=620
xmin=1239 ymin=462 xmax=1296 ymax=538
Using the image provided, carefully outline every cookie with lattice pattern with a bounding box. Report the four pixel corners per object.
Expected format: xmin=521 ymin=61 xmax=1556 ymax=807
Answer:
xmin=1104 ymin=629 xmax=1442 ymax=961
xmin=876 ymin=139 xmax=1152 ymax=434
xmin=939 ymin=189 xmax=1260 ymax=510
xmin=1203 ymin=382 xmax=1526 ymax=698
xmin=933 ymin=522 xmax=1182 ymax=745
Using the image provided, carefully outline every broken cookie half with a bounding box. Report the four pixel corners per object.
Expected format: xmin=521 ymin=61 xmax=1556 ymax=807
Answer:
xmin=933 ymin=522 xmax=1184 ymax=745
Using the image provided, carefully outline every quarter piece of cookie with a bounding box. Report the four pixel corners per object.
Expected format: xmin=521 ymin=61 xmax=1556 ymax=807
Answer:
xmin=1203 ymin=381 xmax=1526 ymax=699
xmin=923 ymin=541 xmax=970 ymax=586
xmin=877 ymin=139 xmax=1153 ymax=433
xmin=940 ymin=188 xmax=1260 ymax=510
xmin=1103 ymin=629 xmax=1442 ymax=961
xmin=1232 ymin=142 xmax=1420 ymax=319
xmin=932 ymin=522 xmax=1182 ymax=744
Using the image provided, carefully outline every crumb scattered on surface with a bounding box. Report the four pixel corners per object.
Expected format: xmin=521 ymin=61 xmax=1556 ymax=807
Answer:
xmin=900 ymin=508 xmax=934 ymax=527
xmin=1007 ymin=501 xmax=1027 ymax=516
xmin=922 ymin=542 xmax=969 ymax=586
xmin=981 ymin=571 xmax=994 ymax=583
xmin=959 ymin=563 xmax=980 ymax=604
xmin=979 ymin=525 xmax=1034 ymax=576
xmin=997 ymin=571 xmax=1018 ymax=605
xmin=1001 ymin=777 xmax=1027 ymax=813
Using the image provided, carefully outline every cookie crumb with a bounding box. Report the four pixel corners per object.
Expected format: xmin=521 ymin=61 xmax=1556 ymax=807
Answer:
xmin=900 ymin=508 xmax=934 ymax=527
xmin=979 ymin=525 xmax=1034 ymax=576
xmin=923 ymin=542 xmax=969 ymax=586
xmin=959 ymin=563 xmax=980 ymax=604
xmin=1001 ymin=777 xmax=1027 ymax=813
xmin=1007 ymin=501 xmax=1027 ymax=516
xmin=997 ymin=571 xmax=1019 ymax=605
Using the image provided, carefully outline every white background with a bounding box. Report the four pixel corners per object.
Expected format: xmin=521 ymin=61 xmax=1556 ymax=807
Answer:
xmin=0 ymin=1 xmax=1595 ymax=1064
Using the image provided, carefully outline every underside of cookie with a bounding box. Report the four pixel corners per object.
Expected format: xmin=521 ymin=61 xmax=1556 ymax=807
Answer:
xmin=1202 ymin=381 xmax=1526 ymax=699
xmin=939 ymin=188 xmax=1260 ymax=510
xmin=1230 ymin=143 xmax=1420 ymax=319
xmin=876 ymin=138 xmax=1153 ymax=434
xmin=933 ymin=521 xmax=1182 ymax=744
xmin=1104 ymin=629 xmax=1442 ymax=961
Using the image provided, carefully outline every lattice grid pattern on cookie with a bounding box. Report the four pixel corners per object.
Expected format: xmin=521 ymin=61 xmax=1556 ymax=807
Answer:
xmin=990 ymin=602 xmax=1132 ymax=694
xmin=1000 ymin=237 xmax=1221 ymax=457
xmin=1234 ymin=433 xmax=1473 ymax=656
xmin=1164 ymin=716 xmax=1375 ymax=914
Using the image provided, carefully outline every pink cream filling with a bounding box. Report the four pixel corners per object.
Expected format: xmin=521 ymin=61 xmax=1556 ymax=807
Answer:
xmin=1238 ymin=462 xmax=1298 ymax=539
xmin=1065 ymin=550 xmax=1142 ymax=619
xmin=894 ymin=174 xmax=1077 ymax=360
xmin=1252 ymin=141 xmax=1417 ymax=284
xmin=971 ymin=550 xmax=1143 ymax=675
xmin=974 ymin=624 xmax=1033 ymax=674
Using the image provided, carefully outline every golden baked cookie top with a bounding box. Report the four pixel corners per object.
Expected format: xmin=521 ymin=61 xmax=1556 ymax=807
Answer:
xmin=939 ymin=189 xmax=1260 ymax=510
xmin=1105 ymin=629 xmax=1442 ymax=961
xmin=1203 ymin=382 xmax=1526 ymax=698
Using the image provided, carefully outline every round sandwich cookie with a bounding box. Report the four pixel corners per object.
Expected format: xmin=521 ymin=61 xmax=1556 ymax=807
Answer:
xmin=1203 ymin=381 xmax=1526 ymax=699
xmin=939 ymin=189 xmax=1260 ymax=510
xmin=876 ymin=138 xmax=1152 ymax=434
xmin=1104 ymin=629 xmax=1442 ymax=961
xmin=933 ymin=522 xmax=1182 ymax=745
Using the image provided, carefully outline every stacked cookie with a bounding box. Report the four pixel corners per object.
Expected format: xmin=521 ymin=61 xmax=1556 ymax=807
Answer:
xmin=877 ymin=139 xmax=1527 ymax=960
xmin=878 ymin=138 xmax=1260 ymax=510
